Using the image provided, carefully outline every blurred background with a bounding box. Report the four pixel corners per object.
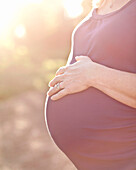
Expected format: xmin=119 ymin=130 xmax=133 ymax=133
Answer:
xmin=0 ymin=0 xmax=93 ymax=169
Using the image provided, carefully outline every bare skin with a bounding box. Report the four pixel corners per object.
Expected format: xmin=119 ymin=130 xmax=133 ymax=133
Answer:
xmin=47 ymin=0 xmax=136 ymax=109
xmin=96 ymin=0 xmax=131 ymax=15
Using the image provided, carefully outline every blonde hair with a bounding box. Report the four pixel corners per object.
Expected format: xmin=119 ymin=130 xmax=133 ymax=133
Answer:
xmin=92 ymin=0 xmax=105 ymax=8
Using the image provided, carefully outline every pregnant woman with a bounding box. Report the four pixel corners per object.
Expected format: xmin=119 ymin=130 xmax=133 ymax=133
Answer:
xmin=44 ymin=0 xmax=136 ymax=169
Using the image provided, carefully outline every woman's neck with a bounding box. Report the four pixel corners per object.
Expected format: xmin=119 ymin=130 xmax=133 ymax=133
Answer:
xmin=96 ymin=0 xmax=131 ymax=15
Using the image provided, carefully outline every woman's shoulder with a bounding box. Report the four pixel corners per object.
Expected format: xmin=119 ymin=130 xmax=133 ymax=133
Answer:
xmin=71 ymin=8 xmax=94 ymax=39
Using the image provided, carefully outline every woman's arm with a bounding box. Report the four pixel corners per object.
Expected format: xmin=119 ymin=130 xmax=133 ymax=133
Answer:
xmin=48 ymin=55 xmax=136 ymax=109
xmin=91 ymin=62 xmax=136 ymax=108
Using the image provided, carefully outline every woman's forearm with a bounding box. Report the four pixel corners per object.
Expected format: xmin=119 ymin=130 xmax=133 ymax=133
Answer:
xmin=90 ymin=62 xmax=136 ymax=108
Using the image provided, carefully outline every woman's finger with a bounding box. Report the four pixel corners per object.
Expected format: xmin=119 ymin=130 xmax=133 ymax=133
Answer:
xmin=75 ymin=55 xmax=90 ymax=61
xmin=49 ymin=74 xmax=64 ymax=87
xmin=51 ymin=88 xmax=68 ymax=100
xmin=55 ymin=66 xmax=67 ymax=76
xmin=47 ymin=82 xmax=65 ymax=96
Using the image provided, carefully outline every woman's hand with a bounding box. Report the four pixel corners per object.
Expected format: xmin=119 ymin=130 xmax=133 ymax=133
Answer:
xmin=47 ymin=56 xmax=96 ymax=100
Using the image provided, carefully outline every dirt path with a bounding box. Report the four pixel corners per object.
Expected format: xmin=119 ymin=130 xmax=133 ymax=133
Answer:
xmin=0 ymin=90 xmax=76 ymax=170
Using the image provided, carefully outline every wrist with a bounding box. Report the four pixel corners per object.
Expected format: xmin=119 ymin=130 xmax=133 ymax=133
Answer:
xmin=88 ymin=61 xmax=105 ymax=88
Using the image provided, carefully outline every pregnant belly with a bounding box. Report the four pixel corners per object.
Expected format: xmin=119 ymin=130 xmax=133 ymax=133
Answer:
xmin=44 ymin=87 xmax=136 ymax=161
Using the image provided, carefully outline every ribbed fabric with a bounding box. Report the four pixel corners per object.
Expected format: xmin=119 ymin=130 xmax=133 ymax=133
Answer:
xmin=45 ymin=0 xmax=136 ymax=169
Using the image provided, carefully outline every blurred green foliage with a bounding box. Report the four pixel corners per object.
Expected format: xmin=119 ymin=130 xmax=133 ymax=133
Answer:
xmin=0 ymin=48 xmax=66 ymax=99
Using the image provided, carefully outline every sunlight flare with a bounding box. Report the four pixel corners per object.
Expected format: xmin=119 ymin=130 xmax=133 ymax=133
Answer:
xmin=15 ymin=25 xmax=26 ymax=38
xmin=62 ymin=0 xmax=84 ymax=18
xmin=0 ymin=0 xmax=43 ymax=36
xmin=25 ymin=0 xmax=43 ymax=4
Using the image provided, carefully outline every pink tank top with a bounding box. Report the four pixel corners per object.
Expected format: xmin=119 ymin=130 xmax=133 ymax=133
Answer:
xmin=45 ymin=0 xmax=136 ymax=169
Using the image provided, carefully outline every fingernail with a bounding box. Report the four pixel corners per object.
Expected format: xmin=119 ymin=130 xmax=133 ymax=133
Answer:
xmin=51 ymin=96 xmax=55 ymax=100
